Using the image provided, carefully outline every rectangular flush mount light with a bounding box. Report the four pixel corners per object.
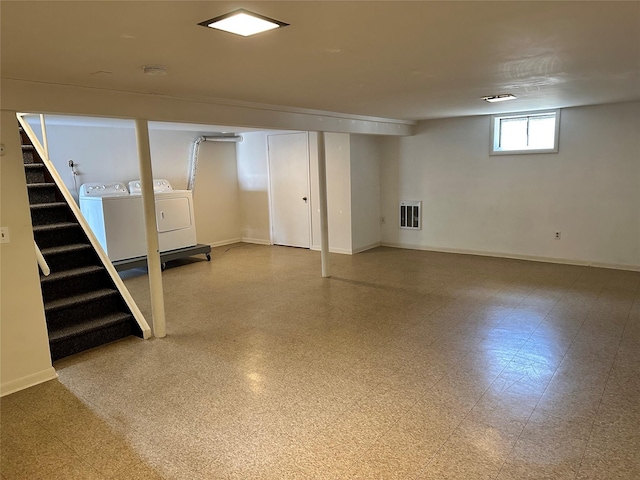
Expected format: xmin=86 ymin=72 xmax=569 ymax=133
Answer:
xmin=198 ymin=9 xmax=288 ymax=37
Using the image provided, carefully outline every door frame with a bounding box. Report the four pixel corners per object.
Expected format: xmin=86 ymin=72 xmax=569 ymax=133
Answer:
xmin=267 ymin=131 xmax=312 ymax=248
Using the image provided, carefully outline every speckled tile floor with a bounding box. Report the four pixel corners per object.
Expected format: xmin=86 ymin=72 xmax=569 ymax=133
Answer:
xmin=2 ymin=244 xmax=639 ymax=479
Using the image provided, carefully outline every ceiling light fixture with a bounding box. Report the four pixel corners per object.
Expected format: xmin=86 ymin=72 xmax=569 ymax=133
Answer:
xmin=483 ymin=94 xmax=517 ymax=103
xmin=198 ymin=9 xmax=288 ymax=37
xmin=142 ymin=65 xmax=168 ymax=76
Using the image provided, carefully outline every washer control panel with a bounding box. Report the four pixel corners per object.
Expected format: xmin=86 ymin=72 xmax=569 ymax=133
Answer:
xmin=128 ymin=179 xmax=173 ymax=194
xmin=79 ymin=182 xmax=129 ymax=197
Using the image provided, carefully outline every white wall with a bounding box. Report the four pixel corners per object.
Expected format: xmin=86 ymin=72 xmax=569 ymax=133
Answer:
xmin=309 ymin=132 xmax=353 ymax=254
xmin=236 ymin=132 xmax=271 ymax=244
xmin=380 ymin=102 xmax=640 ymax=269
xmin=1 ymin=110 xmax=57 ymax=396
xmin=350 ymin=135 xmax=382 ymax=253
xmin=192 ymin=142 xmax=242 ymax=246
xmin=35 ymin=121 xmax=196 ymax=199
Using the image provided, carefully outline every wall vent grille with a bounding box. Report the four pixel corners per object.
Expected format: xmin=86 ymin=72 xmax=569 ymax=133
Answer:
xmin=399 ymin=201 xmax=421 ymax=230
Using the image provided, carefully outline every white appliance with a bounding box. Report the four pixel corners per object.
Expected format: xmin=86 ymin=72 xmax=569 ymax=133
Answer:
xmin=79 ymin=179 xmax=198 ymax=263
xmin=79 ymin=182 xmax=147 ymax=262
xmin=128 ymin=179 xmax=197 ymax=254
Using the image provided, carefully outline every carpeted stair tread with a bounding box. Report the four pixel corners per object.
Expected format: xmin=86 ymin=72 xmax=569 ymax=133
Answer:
xmin=22 ymin=144 xmax=38 ymax=163
xmin=41 ymin=265 xmax=104 ymax=283
xmin=33 ymin=222 xmax=78 ymax=232
xmin=27 ymin=182 xmax=56 ymax=188
xmin=48 ymin=312 xmax=133 ymax=343
xmin=31 ymin=202 xmax=68 ymax=210
xmin=45 ymin=288 xmax=118 ymax=312
xmin=24 ymin=163 xmax=45 ymax=169
xmin=41 ymin=243 xmax=92 ymax=255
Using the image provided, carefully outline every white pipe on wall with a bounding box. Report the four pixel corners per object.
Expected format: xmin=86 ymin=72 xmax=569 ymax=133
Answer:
xmin=187 ymin=136 xmax=205 ymax=191
xmin=317 ymin=131 xmax=330 ymax=278
xmin=135 ymin=119 xmax=166 ymax=338
xmin=187 ymin=134 xmax=243 ymax=191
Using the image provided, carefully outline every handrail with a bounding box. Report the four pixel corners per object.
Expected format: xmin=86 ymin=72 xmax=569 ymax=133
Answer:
xmin=34 ymin=241 xmax=50 ymax=276
xmin=39 ymin=114 xmax=50 ymax=159
xmin=17 ymin=113 xmax=152 ymax=339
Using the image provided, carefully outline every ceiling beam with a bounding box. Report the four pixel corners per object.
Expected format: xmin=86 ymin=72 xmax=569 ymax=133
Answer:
xmin=1 ymin=79 xmax=415 ymax=136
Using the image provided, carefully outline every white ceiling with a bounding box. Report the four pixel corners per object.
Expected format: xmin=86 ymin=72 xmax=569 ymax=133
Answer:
xmin=2 ymin=1 xmax=639 ymax=122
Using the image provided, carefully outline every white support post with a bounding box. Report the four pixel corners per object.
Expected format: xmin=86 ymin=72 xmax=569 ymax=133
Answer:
xmin=135 ymin=119 xmax=166 ymax=338
xmin=317 ymin=131 xmax=330 ymax=278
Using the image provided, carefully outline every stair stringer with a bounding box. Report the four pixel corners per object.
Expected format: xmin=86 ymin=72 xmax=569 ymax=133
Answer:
xmin=17 ymin=113 xmax=152 ymax=339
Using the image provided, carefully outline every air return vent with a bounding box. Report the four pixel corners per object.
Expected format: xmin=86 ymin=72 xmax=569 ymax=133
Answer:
xmin=400 ymin=201 xmax=421 ymax=230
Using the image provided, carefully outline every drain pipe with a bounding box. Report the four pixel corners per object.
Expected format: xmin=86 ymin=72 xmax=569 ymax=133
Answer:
xmin=187 ymin=136 xmax=206 ymax=191
xmin=187 ymin=134 xmax=243 ymax=191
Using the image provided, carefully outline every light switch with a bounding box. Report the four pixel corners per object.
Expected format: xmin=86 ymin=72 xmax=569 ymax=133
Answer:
xmin=1 ymin=226 xmax=10 ymax=243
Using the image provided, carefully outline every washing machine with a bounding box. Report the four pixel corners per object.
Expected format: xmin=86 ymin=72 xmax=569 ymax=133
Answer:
xmin=128 ymin=179 xmax=197 ymax=253
xmin=79 ymin=182 xmax=147 ymax=261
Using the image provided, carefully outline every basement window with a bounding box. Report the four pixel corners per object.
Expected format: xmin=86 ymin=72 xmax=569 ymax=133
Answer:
xmin=490 ymin=109 xmax=560 ymax=155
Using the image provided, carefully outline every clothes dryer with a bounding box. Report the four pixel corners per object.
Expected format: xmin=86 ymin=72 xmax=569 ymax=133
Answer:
xmin=128 ymin=179 xmax=197 ymax=253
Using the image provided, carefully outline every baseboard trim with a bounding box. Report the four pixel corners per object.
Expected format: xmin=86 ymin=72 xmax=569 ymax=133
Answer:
xmin=1 ymin=367 xmax=58 ymax=397
xmin=310 ymin=245 xmax=353 ymax=255
xmin=241 ymin=237 xmax=271 ymax=245
xmin=380 ymin=242 xmax=640 ymax=272
xmin=353 ymin=242 xmax=381 ymax=254
xmin=208 ymin=238 xmax=243 ymax=248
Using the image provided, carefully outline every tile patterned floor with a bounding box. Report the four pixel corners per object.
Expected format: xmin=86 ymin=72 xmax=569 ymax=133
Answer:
xmin=2 ymin=244 xmax=639 ymax=479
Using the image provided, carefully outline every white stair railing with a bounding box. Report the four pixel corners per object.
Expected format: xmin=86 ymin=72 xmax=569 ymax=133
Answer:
xmin=18 ymin=113 xmax=151 ymax=339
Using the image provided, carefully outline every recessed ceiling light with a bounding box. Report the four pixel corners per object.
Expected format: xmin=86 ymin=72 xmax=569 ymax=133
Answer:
xmin=483 ymin=94 xmax=517 ymax=103
xmin=198 ymin=9 xmax=288 ymax=37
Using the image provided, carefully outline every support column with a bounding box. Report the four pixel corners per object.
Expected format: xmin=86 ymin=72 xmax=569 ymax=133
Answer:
xmin=317 ymin=131 xmax=330 ymax=278
xmin=135 ymin=119 xmax=166 ymax=338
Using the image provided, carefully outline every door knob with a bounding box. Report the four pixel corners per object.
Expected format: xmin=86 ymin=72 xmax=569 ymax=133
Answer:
xmin=302 ymin=196 xmax=308 ymax=202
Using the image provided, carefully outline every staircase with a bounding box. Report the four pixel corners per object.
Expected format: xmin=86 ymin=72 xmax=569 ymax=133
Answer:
xmin=21 ymin=126 xmax=143 ymax=361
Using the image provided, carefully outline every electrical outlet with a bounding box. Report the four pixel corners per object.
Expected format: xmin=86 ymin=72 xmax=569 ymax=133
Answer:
xmin=555 ymin=231 xmax=561 ymax=240
xmin=1 ymin=226 xmax=10 ymax=243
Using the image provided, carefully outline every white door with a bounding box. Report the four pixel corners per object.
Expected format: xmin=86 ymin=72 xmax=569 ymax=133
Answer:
xmin=268 ymin=132 xmax=311 ymax=248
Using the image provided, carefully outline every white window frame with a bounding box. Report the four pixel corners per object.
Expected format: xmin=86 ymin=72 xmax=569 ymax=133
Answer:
xmin=490 ymin=109 xmax=560 ymax=155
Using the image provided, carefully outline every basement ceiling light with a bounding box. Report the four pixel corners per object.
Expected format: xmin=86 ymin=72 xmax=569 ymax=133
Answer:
xmin=483 ymin=94 xmax=517 ymax=103
xmin=199 ymin=9 xmax=288 ymax=37
xmin=143 ymin=65 xmax=167 ymax=76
